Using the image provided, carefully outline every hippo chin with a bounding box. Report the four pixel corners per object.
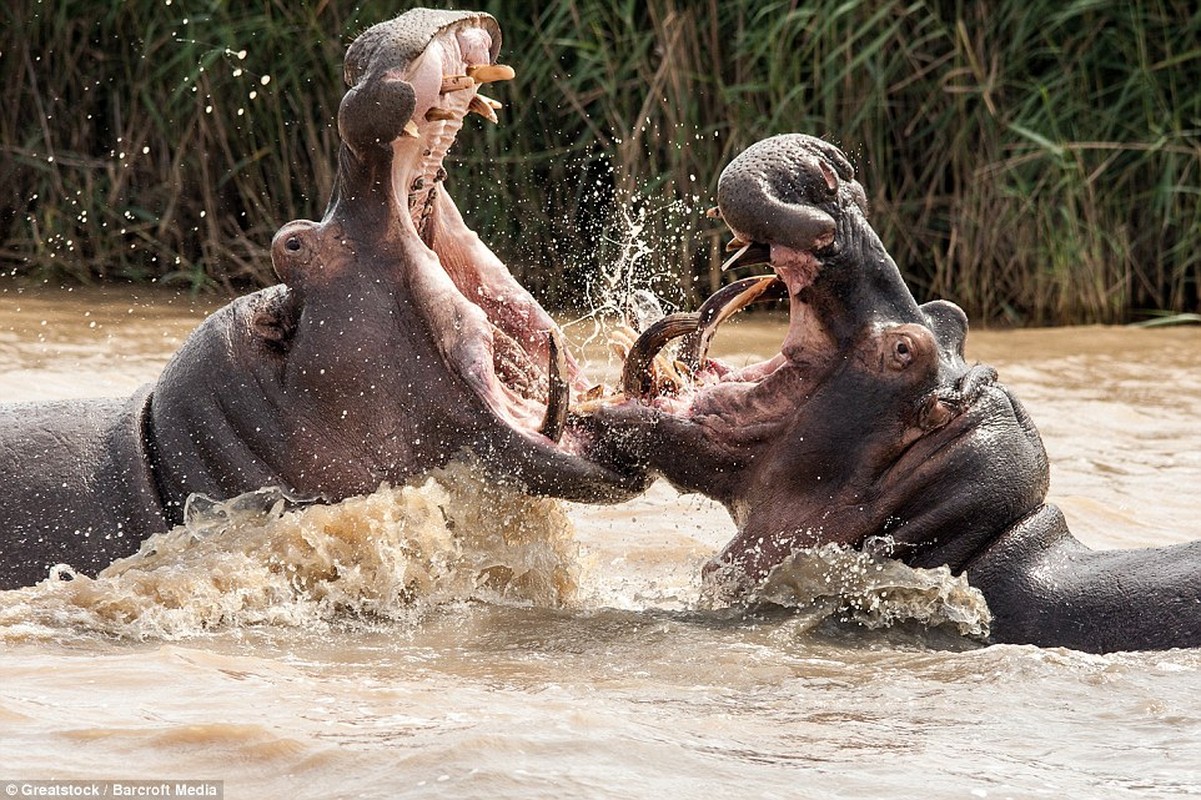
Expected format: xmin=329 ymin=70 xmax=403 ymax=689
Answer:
xmin=588 ymin=133 xmax=1201 ymax=654
xmin=0 ymin=9 xmax=643 ymax=589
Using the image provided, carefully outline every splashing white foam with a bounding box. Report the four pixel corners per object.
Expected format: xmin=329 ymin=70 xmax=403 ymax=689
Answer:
xmin=0 ymin=461 xmax=578 ymax=641
xmin=707 ymin=540 xmax=992 ymax=640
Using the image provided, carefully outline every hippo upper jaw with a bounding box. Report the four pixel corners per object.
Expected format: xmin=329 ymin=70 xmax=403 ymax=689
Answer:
xmin=350 ymin=15 xmax=603 ymax=454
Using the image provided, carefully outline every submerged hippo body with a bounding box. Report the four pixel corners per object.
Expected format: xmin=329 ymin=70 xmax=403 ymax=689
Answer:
xmin=0 ymin=9 xmax=642 ymax=589
xmin=590 ymin=134 xmax=1201 ymax=653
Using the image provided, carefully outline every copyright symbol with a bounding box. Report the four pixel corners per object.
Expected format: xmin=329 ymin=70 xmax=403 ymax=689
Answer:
xmin=5 ymin=783 xmax=18 ymax=797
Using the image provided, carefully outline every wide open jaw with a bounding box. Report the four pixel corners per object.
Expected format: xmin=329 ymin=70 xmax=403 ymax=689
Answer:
xmin=340 ymin=11 xmax=587 ymax=451
xmin=585 ymin=133 xmax=1049 ymax=593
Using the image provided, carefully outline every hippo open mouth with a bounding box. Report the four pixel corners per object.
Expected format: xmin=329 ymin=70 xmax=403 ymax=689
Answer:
xmin=335 ymin=10 xmax=579 ymax=445
xmin=584 ymin=135 xmax=1051 ymax=595
xmin=241 ymin=9 xmax=648 ymax=506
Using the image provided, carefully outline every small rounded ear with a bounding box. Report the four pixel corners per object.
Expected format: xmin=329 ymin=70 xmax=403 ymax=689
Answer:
xmin=920 ymin=300 xmax=969 ymax=359
xmin=249 ymin=285 xmax=300 ymax=352
xmin=270 ymin=219 xmax=320 ymax=286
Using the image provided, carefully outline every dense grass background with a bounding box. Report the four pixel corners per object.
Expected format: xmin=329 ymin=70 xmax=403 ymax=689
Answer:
xmin=2 ymin=0 xmax=1198 ymax=324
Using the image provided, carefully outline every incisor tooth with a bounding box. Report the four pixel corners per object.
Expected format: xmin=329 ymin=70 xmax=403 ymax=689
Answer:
xmin=725 ymin=236 xmax=748 ymax=252
xmin=402 ymin=120 xmax=420 ymax=138
xmin=441 ymin=75 xmax=475 ymax=93
xmin=466 ymin=64 xmax=516 ymax=83
xmin=425 ymin=107 xmax=458 ymax=122
xmin=468 ymin=95 xmax=499 ymax=123
xmin=476 ymin=94 xmax=503 ymax=110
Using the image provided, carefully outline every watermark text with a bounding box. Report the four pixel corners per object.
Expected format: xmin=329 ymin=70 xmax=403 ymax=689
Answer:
xmin=2 ymin=782 xmax=222 ymax=799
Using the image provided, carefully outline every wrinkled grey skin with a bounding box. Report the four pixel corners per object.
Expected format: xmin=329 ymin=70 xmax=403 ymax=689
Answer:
xmin=589 ymin=134 xmax=1201 ymax=653
xmin=0 ymin=9 xmax=641 ymax=589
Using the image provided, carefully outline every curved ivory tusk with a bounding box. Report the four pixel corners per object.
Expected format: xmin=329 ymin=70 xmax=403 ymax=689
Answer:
xmin=686 ymin=275 xmax=787 ymax=368
xmin=620 ymin=313 xmax=702 ymax=400
xmin=538 ymin=330 xmax=569 ymax=443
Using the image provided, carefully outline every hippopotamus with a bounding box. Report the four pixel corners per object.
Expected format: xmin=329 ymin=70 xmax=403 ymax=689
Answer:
xmin=0 ymin=9 xmax=643 ymax=589
xmin=586 ymin=134 xmax=1201 ymax=654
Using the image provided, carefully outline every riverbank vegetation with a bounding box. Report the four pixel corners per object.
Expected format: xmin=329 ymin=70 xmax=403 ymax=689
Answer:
xmin=2 ymin=0 xmax=1198 ymax=325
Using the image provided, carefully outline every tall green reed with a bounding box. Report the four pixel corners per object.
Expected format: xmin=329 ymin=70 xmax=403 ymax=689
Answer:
xmin=2 ymin=0 xmax=1198 ymax=324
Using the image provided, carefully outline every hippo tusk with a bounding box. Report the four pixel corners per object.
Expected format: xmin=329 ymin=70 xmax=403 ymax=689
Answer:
xmin=620 ymin=312 xmax=702 ymax=400
xmin=618 ymin=276 xmax=787 ymax=400
xmin=467 ymin=64 xmax=515 ymax=83
xmin=686 ymin=274 xmax=788 ymax=369
xmin=402 ymin=120 xmax=420 ymax=138
xmin=720 ymin=241 xmax=772 ymax=272
xmin=468 ymin=95 xmax=499 ymax=123
xmin=425 ymin=107 xmax=458 ymax=122
xmin=441 ymin=75 xmax=475 ymax=93
xmin=538 ymin=330 xmax=569 ymax=443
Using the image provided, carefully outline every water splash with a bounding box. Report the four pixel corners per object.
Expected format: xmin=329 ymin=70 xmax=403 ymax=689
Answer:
xmin=757 ymin=544 xmax=991 ymax=639
xmin=0 ymin=460 xmax=578 ymax=642
xmin=704 ymin=539 xmax=992 ymax=640
xmin=565 ymin=196 xmax=695 ymax=379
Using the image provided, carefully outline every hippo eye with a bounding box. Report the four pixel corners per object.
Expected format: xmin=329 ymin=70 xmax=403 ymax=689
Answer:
xmin=285 ymin=236 xmax=302 ymax=252
xmin=891 ymin=337 xmax=914 ymax=368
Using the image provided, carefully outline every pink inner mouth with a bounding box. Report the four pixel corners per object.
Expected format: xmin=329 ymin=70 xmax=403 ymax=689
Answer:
xmin=379 ymin=20 xmax=587 ymax=448
xmin=618 ymin=244 xmax=837 ymax=431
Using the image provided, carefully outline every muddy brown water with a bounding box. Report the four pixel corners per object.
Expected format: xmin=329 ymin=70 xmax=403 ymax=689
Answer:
xmin=2 ymin=286 xmax=1201 ymax=798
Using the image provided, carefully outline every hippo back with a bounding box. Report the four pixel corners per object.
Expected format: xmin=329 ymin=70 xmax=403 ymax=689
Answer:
xmin=0 ymin=388 xmax=167 ymax=588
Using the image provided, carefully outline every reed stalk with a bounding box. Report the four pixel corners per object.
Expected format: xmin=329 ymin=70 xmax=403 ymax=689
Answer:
xmin=2 ymin=0 xmax=1198 ymax=324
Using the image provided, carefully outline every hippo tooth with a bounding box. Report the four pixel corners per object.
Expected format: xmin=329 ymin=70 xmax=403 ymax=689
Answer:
xmin=468 ymin=96 xmax=499 ymax=124
xmin=620 ymin=313 xmax=703 ymax=400
xmin=425 ymin=107 xmax=458 ymax=122
xmin=537 ymin=330 xmax=569 ymax=443
xmin=476 ymin=94 xmax=503 ymax=110
xmin=466 ymin=63 xmax=516 ymax=83
xmin=719 ymin=243 xmax=751 ymax=272
xmin=725 ymin=236 xmax=748 ymax=252
xmin=440 ymin=75 xmax=476 ymax=93
xmin=401 ymin=120 xmax=421 ymax=138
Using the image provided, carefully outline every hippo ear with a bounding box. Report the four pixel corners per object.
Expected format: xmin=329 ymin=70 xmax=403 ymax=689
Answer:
xmin=249 ymin=286 xmax=300 ymax=352
xmin=919 ymin=300 xmax=969 ymax=360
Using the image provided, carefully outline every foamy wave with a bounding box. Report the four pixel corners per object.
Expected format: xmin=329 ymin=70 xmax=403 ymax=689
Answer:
xmin=0 ymin=461 xmax=578 ymax=641
xmin=713 ymin=539 xmax=992 ymax=639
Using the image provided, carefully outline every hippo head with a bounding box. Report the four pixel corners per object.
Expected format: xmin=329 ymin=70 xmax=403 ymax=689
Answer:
xmin=149 ymin=10 xmax=644 ymax=518
xmin=586 ymin=135 xmax=1051 ymax=595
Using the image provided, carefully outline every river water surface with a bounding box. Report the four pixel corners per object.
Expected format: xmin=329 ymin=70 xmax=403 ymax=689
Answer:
xmin=1 ymin=287 xmax=1200 ymax=798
